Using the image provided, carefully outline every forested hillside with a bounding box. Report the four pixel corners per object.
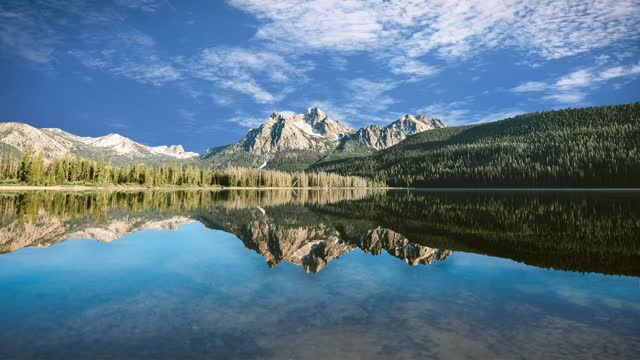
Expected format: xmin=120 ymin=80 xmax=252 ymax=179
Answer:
xmin=312 ymin=103 xmax=640 ymax=187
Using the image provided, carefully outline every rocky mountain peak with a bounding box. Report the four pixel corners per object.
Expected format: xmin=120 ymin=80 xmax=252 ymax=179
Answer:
xmin=205 ymin=107 xmax=446 ymax=169
xmin=305 ymin=107 xmax=327 ymax=122
xmin=386 ymin=114 xmax=447 ymax=135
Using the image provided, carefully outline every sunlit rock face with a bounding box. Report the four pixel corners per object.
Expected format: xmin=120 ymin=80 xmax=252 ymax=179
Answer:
xmin=238 ymin=112 xmax=341 ymax=154
xmin=203 ymin=108 xmax=447 ymax=168
xmin=0 ymin=122 xmax=198 ymax=164
xmin=0 ymin=122 xmax=73 ymax=159
xmin=343 ymin=115 xmax=447 ymax=150
xmin=227 ymin=109 xmax=446 ymax=155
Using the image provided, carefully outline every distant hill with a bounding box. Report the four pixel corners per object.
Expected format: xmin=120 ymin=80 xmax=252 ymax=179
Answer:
xmin=0 ymin=122 xmax=199 ymax=165
xmin=311 ymin=103 xmax=640 ymax=187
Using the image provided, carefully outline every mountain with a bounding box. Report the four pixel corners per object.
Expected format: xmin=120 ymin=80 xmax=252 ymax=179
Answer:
xmin=203 ymin=108 xmax=356 ymax=170
xmin=311 ymin=103 xmax=640 ymax=188
xmin=204 ymin=107 xmax=446 ymax=170
xmin=196 ymin=204 xmax=451 ymax=273
xmin=0 ymin=189 xmax=451 ymax=273
xmin=0 ymin=214 xmax=194 ymax=253
xmin=0 ymin=122 xmax=198 ymax=164
xmin=342 ymin=114 xmax=447 ymax=150
xmin=0 ymin=122 xmax=73 ymax=159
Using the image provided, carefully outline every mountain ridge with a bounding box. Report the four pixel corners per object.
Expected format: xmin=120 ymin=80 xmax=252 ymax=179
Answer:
xmin=310 ymin=102 xmax=640 ymax=187
xmin=0 ymin=122 xmax=199 ymax=165
xmin=204 ymin=107 xmax=446 ymax=169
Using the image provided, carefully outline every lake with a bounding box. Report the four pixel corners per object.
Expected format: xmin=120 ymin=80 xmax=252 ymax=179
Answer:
xmin=1 ymin=189 xmax=639 ymax=359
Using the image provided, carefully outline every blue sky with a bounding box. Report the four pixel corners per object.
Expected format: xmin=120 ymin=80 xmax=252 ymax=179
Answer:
xmin=1 ymin=0 xmax=639 ymax=153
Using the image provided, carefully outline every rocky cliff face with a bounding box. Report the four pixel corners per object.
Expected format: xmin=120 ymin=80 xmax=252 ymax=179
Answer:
xmin=291 ymin=107 xmax=356 ymax=141
xmin=341 ymin=114 xmax=447 ymax=150
xmin=205 ymin=108 xmax=447 ymax=169
xmin=206 ymin=107 xmax=357 ymax=169
xmin=237 ymin=111 xmax=341 ymax=154
xmin=387 ymin=114 xmax=447 ymax=135
xmin=346 ymin=125 xmax=397 ymax=150
xmin=0 ymin=122 xmax=74 ymax=159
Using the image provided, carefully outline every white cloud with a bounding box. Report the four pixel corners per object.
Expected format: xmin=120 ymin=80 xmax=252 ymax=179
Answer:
xmin=475 ymin=110 xmax=526 ymax=123
xmin=555 ymin=69 xmax=593 ymax=90
xmin=184 ymin=47 xmax=310 ymax=103
xmin=300 ymin=78 xmax=400 ymax=126
xmin=0 ymin=3 xmax=58 ymax=63
xmin=417 ymin=101 xmax=525 ymax=125
xmin=221 ymin=80 xmax=277 ymax=103
xmin=210 ymin=93 xmax=233 ymax=106
xmin=116 ymin=0 xmax=165 ymax=13
xmin=388 ymin=57 xmax=439 ymax=78
xmin=229 ymin=0 xmax=640 ymax=66
xmin=229 ymin=0 xmax=390 ymax=52
xmin=346 ymin=78 xmax=397 ymax=110
xmin=511 ymin=81 xmax=548 ymax=93
xmin=226 ymin=114 xmax=268 ymax=129
xmin=417 ymin=101 xmax=472 ymax=125
xmin=543 ymin=92 xmax=587 ymax=104
xmin=0 ymin=1 xmax=123 ymax=64
xmin=511 ymin=62 xmax=640 ymax=104
xmin=111 ymin=62 xmax=181 ymax=85
xmin=598 ymin=63 xmax=640 ymax=80
xmin=329 ymin=56 xmax=349 ymax=71
xmin=68 ymin=28 xmax=182 ymax=86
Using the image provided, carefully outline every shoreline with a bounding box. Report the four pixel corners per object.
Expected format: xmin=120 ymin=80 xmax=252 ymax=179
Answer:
xmin=0 ymin=185 xmax=388 ymax=192
xmin=0 ymin=185 xmax=638 ymax=192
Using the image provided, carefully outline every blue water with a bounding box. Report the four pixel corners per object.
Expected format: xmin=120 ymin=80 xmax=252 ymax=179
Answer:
xmin=1 ymin=220 xmax=639 ymax=359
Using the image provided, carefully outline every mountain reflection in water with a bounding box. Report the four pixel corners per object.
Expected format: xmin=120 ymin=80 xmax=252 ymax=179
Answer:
xmin=1 ymin=189 xmax=639 ymax=275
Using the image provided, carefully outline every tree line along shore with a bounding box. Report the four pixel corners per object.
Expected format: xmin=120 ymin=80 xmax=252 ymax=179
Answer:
xmin=0 ymin=150 xmax=381 ymax=189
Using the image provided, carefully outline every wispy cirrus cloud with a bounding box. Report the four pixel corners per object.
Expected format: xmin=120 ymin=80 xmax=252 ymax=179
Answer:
xmin=512 ymin=81 xmax=549 ymax=93
xmin=0 ymin=5 xmax=57 ymax=63
xmin=68 ymin=28 xmax=182 ymax=86
xmin=226 ymin=113 xmax=268 ymax=129
xmin=115 ymin=0 xmax=167 ymax=13
xmin=511 ymin=62 xmax=640 ymax=104
xmin=388 ymin=57 xmax=439 ymax=79
xmin=229 ymin=0 xmax=640 ymax=76
xmin=302 ymin=77 xmax=400 ymax=126
xmin=3 ymin=0 xmax=638 ymax=132
xmin=183 ymin=47 xmax=311 ymax=103
xmin=417 ymin=100 xmax=525 ymax=126
xmin=0 ymin=1 xmax=122 ymax=64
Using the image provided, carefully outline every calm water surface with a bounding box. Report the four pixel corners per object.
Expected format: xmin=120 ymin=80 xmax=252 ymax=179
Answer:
xmin=0 ymin=190 xmax=639 ymax=359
